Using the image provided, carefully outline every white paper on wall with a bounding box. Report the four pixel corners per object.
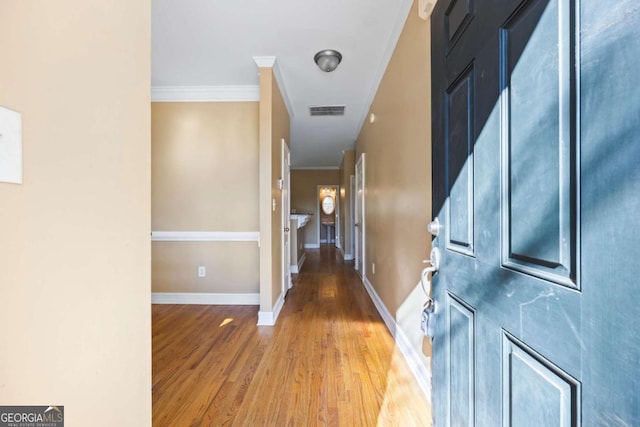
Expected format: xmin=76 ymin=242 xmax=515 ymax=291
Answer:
xmin=0 ymin=106 xmax=23 ymax=184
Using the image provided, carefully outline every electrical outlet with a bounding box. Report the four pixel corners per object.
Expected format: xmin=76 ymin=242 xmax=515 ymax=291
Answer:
xmin=372 ymin=262 xmax=376 ymax=274
xmin=198 ymin=266 xmax=206 ymax=277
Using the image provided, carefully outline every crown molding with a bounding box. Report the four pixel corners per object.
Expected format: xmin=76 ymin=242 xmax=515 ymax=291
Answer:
xmin=418 ymin=0 xmax=438 ymax=20
xmin=253 ymin=56 xmax=295 ymax=119
xmin=151 ymin=85 xmax=259 ymax=102
xmin=353 ymin=0 xmax=414 ymax=141
xmin=253 ymin=56 xmax=277 ymax=68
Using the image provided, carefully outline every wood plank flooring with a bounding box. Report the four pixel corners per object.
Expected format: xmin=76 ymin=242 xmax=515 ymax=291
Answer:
xmin=152 ymin=246 xmax=432 ymax=426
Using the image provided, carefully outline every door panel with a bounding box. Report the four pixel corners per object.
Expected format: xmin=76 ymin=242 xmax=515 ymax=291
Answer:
xmin=501 ymin=0 xmax=577 ymax=287
xmin=502 ymin=332 xmax=580 ymax=427
xmin=445 ymin=0 xmax=474 ymax=53
xmin=432 ymin=0 xmax=640 ymax=425
xmin=446 ymin=64 xmax=475 ymax=255
xmin=446 ymin=293 xmax=475 ymax=426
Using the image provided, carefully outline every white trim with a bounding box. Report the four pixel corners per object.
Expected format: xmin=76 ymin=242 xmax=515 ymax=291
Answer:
xmin=273 ymin=61 xmax=294 ymax=119
xmin=290 ymin=252 xmax=306 ymax=274
xmin=253 ymin=56 xmax=277 ymax=68
xmin=151 ymin=86 xmax=259 ymax=102
xmin=256 ymin=291 xmax=286 ymax=326
xmin=344 ymin=253 xmax=354 ymax=261
xmin=151 ymin=292 xmax=259 ymax=305
xmin=151 ymin=231 xmax=259 ymax=242
xmin=353 ymin=0 xmax=414 ymax=141
xmin=362 ymin=277 xmax=431 ymax=400
xmin=304 ymin=243 xmax=320 ymax=249
xmin=418 ymin=0 xmax=438 ymax=20
xmin=253 ymin=56 xmax=294 ymax=118
xmin=290 ymin=166 xmax=340 ymax=170
xmin=282 ymin=139 xmax=292 ymax=294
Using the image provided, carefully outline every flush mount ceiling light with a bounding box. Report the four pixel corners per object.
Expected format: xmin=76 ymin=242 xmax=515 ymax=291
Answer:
xmin=314 ymin=49 xmax=342 ymax=72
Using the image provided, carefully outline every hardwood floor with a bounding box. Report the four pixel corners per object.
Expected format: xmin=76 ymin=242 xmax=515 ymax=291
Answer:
xmin=152 ymin=245 xmax=432 ymax=426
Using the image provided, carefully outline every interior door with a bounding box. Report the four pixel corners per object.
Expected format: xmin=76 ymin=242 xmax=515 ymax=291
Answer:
xmin=355 ymin=154 xmax=365 ymax=276
xmin=282 ymin=140 xmax=291 ymax=291
xmin=431 ymin=0 xmax=640 ymax=425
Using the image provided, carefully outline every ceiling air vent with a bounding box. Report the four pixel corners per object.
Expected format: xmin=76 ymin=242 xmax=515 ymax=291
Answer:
xmin=309 ymin=106 xmax=345 ymax=117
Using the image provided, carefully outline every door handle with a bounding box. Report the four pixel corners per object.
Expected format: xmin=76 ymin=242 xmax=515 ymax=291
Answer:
xmin=422 ymin=247 xmax=441 ymax=270
xmin=420 ymin=247 xmax=441 ymax=296
xmin=284 ymin=227 xmax=290 ymax=232
xmin=354 ymin=223 xmax=359 ymax=227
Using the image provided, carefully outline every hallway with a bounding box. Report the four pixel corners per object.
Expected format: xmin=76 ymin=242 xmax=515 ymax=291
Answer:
xmin=152 ymin=246 xmax=432 ymax=426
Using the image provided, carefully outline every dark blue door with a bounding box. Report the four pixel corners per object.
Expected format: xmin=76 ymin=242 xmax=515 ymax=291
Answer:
xmin=431 ymin=0 xmax=640 ymax=425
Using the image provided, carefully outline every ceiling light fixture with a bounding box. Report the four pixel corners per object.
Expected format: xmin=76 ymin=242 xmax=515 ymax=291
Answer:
xmin=314 ymin=49 xmax=342 ymax=72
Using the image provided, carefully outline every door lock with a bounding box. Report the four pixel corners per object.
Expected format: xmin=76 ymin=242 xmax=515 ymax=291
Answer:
xmin=427 ymin=217 xmax=443 ymax=236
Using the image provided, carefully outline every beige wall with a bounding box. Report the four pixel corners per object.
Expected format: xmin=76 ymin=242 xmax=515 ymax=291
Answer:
xmin=152 ymin=103 xmax=259 ymax=231
xmin=152 ymin=242 xmax=259 ymax=293
xmin=151 ymin=102 xmax=260 ymax=294
xmin=258 ymin=67 xmax=291 ymax=312
xmin=290 ymin=169 xmax=341 ymax=245
xmin=355 ymin=1 xmax=433 ymax=368
xmin=0 ymin=1 xmax=151 ymax=425
xmin=339 ymin=151 xmax=356 ymax=257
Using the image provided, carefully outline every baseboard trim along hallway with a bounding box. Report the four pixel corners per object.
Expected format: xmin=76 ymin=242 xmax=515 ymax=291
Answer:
xmin=151 ymin=292 xmax=260 ymax=305
xmin=362 ymin=276 xmax=432 ymax=400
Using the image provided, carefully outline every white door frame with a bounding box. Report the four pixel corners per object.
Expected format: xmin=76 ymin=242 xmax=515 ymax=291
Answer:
xmin=281 ymin=139 xmax=291 ymax=292
xmin=355 ymin=154 xmax=365 ymax=278
xmin=350 ymin=174 xmax=356 ymax=259
xmin=316 ymin=184 xmax=339 ymax=246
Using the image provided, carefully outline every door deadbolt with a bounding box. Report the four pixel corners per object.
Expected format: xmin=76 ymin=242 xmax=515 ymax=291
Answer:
xmin=427 ymin=217 xmax=443 ymax=237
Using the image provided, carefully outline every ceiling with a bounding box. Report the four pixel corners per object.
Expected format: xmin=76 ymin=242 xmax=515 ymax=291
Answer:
xmin=152 ymin=0 xmax=413 ymax=168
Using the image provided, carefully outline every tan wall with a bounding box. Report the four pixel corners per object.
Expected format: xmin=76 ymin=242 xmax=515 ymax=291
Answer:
xmin=339 ymin=151 xmax=356 ymax=256
xmin=151 ymin=102 xmax=260 ymax=294
xmin=152 ymin=242 xmax=259 ymax=293
xmin=355 ymin=1 xmax=433 ymax=365
xmin=258 ymin=67 xmax=290 ymax=312
xmin=152 ymin=103 xmax=259 ymax=231
xmin=290 ymin=169 xmax=341 ymax=245
xmin=0 ymin=1 xmax=151 ymax=425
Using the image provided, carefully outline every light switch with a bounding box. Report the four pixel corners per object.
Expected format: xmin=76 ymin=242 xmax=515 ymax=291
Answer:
xmin=0 ymin=106 xmax=23 ymax=184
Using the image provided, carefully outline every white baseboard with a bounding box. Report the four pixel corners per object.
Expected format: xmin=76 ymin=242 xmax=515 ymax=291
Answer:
xmin=304 ymin=243 xmax=320 ymax=249
xmin=152 ymin=292 xmax=259 ymax=305
xmin=344 ymin=253 xmax=354 ymax=261
xmin=151 ymin=231 xmax=259 ymax=242
xmin=257 ymin=291 xmax=285 ymax=326
xmin=362 ymin=277 xmax=431 ymax=400
xmin=290 ymin=252 xmax=306 ymax=274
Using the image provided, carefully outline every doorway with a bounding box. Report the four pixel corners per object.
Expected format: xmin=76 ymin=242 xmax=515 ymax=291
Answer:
xmin=281 ymin=139 xmax=291 ymax=292
xmin=316 ymin=185 xmax=338 ymax=246
xmin=354 ymin=154 xmax=365 ymax=277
